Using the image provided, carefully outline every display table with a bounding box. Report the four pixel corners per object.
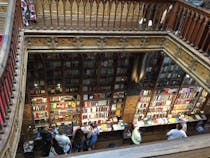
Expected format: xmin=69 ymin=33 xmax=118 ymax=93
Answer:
xmin=133 ymin=114 xmax=207 ymax=128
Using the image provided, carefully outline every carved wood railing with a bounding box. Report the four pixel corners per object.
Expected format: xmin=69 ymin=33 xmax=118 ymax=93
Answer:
xmin=0 ymin=0 xmax=209 ymax=157
xmin=32 ymin=0 xmax=175 ymax=30
xmin=30 ymin=0 xmax=209 ymax=55
xmin=24 ymin=30 xmax=210 ymax=93
xmin=0 ymin=0 xmax=27 ymax=158
xmin=168 ymin=0 xmax=210 ymax=56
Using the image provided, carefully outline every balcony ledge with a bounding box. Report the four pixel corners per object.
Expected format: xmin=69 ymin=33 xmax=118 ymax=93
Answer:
xmin=65 ymin=133 xmax=210 ymax=158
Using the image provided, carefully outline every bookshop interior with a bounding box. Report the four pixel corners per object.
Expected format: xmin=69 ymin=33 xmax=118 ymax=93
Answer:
xmin=0 ymin=0 xmax=210 ymax=157
xmin=22 ymin=51 xmax=210 ymax=145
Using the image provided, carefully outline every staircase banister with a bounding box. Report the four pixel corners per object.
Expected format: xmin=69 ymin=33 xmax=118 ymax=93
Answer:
xmin=0 ymin=0 xmax=17 ymax=77
xmin=176 ymin=0 xmax=210 ymax=18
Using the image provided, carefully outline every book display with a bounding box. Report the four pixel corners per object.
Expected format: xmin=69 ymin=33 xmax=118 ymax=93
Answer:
xmin=193 ymin=89 xmax=208 ymax=113
xmin=110 ymin=91 xmax=126 ymax=118
xmin=133 ymin=86 xmax=208 ymax=127
xmin=171 ymin=87 xmax=200 ymax=116
xmin=32 ymin=97 xmax=49 ymax=127
xmin=145 ymin=88 xmax=178 ymax=124
xmin=50 ymin=95 xmax=81 ymax=126
xmin=82 ymin=93 xmax=110 ymax=126
xmin=133 ymin=90 xmax=152 ymax=123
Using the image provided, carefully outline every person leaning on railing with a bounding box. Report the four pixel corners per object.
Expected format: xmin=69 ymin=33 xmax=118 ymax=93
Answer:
xmin=167 ymin=123 xmax=188 ymax=140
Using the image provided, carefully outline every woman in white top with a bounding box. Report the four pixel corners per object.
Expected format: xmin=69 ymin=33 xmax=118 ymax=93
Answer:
xmin=131 ymin=127 xmax=142 ymax=145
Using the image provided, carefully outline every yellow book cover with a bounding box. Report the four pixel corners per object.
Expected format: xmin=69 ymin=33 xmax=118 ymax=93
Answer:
xmin=117 ymin=103 xmax=122 ymax=109
xmin=101 ymin=124 xmax=108 ymax=131
xmin=115 ymin=110 xmax=121 ymax=116
xmin=71 ymin=101 xmax=76 ymax=108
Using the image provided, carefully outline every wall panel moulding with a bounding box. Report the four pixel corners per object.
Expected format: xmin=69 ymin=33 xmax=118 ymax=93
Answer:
xmin=24 ymin=31 xmax=210 ymax=93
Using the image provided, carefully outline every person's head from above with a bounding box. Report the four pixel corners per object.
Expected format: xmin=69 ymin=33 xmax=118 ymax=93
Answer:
xmin=176 ymin=123 xmax=183 ymax=130
xmin=43 ymin=126 xmax=49 ymax=132
xmin=90 ymin=123 xmax=96 ymax=129
xmin=125 ymin=125 xmax=130 ymax=130
xmin=58 ymin=127 xmax=64 ymax=135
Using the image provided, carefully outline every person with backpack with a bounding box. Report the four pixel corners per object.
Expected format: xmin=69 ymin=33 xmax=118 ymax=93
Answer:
xmin=122 ymin=125 xmax=132 ymax=144
xmin=167 ymin=123 xmax=187 ymax=140
xmin=40 ymin=127 xmax=52 ymax=157
xmin=49 ymin=138 xmax=64 ymax=156
xmin=72 ymin=128 xmax=86 ymax=152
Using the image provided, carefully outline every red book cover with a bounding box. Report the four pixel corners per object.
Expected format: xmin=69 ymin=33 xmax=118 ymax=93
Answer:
xmin=0 ymin=34 xmax=2 ymax=47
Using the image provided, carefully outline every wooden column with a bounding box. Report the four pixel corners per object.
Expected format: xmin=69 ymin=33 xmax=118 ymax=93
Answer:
xmin=76 ymin=0 xmax=81 ymax=29
xmin=200 ymin=25 xmax=210 ymax=55
xmin=123 ymin=95 xmax=139 ymax=124
xmin=186 ymin=12 xmax=198 ymax=43
xmin=179 ymin=8 xmax=188 ymax=38
xmin=125 ymin=1 xmax=131 ymax=31
xmin=173 ymin=5 xmax=183 ymax=33
xmin=191 ymin=15 xmax=202 ymax=46
xmin=63 ymin=0 xmax=66 ymax=28
xmin=41 ymin=0 xmax=46 ymax=27
xmin=95 ymin=0 xmax=100 ymax=30
xmin=101 ymin=0 xmax=106 ymax=30
xmin=153 ymin=3 xmax=163 ymax=31
xmin=107 ymin=0 xmax=113 ymax=30
xmin=89 ymin=0 xmax=94 ymax=30
xmin=49 ymin=0 xmax=53 ymax=27
xmin=69 ymin=0 xmax=74 ymax=29
xmin=113 ymin=0 xmax=119 ymax=30
xmin=167 ymin=2 xmax=179 ymax=32
xmin=55 ymin=0 xmax=60 ymax=28
xmin=194 ymin=17 xmax=208 ymax=50
xmin=119 ymin=0 xmax=125 ymax=30
xmin=183 ymin=9 xmax=192 ymax=41
xmin=130 ymin=1 xmax=137 ymax=30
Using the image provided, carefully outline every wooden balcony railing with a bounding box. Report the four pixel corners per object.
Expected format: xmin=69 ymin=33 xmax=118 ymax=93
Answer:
xmin=0 ymin=0 xmax=24 ymax=157
xmin=0 ymin=0 xmax=208 ymax=157
xmin=168 ymin=1 xmax=210 ymax=56
xmin=27 ymin=0 xmax=209 ymax=55
xmin=0 ymin=0 xmax=21 ymax=133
